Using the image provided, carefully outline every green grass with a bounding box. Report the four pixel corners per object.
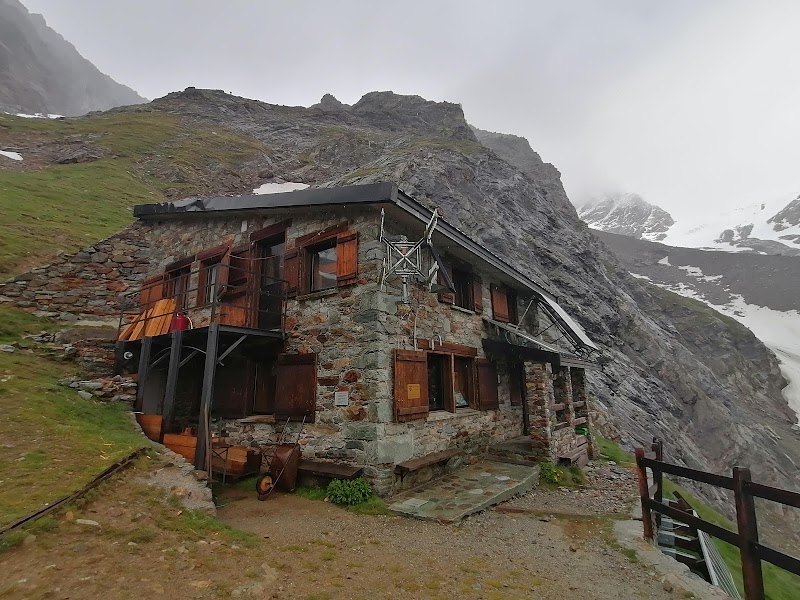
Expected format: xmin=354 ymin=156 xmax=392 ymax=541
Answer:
xmin=662 ymin=480 xmax=800 ymax=600
xmin=0 ymin=308 xmax=57 ymax=343
xmin=0 ymin=111 xmax=267 ymax=278
xmin=0 ymin=308 xmax=146 ymax=526
xmin=156 ymin=507 xmax=259 ymax=548
xmin=292 ymin=484 xmax=390 ymax=515
xmin=596 ymin=434 xmax=635 ymax=466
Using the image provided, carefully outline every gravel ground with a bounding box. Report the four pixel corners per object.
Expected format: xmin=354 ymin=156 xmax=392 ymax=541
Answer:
xmin=504 ymin=461 xmax=638 ymax=517
xmin=217 ymin=463 xmax=676 ymax=600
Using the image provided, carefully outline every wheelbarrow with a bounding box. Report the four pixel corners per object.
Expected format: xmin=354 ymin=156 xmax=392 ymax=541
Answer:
xmin=255 ymin=416 xmax=304 ymax=500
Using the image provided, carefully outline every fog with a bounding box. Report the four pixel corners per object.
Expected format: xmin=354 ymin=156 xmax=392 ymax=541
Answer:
xmin=21 ymin=0 xmax=800 ymax=219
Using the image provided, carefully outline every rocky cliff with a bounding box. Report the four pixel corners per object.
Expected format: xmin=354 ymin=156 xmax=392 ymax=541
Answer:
xmin=3 ymin=88 xmax=799 ymax=544
xmin=0 ymin=0 xmax=145 ymax=116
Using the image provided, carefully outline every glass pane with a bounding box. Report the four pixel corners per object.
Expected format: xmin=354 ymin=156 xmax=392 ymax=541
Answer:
xmin=311 ymin=246 xmax=337 ymax=291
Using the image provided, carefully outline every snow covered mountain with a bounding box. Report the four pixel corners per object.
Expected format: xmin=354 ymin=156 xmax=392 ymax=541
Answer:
xmin=578 ymin=193 xmax=675 ymax=241
xmin=595 ymin=230 xmax=800 ymax=422
xmin=580 ymin=193 xmax=800 ymax=256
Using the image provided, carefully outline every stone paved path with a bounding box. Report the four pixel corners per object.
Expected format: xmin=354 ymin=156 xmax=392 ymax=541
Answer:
xmin=388 ymin=460 xmax=539 ymax=521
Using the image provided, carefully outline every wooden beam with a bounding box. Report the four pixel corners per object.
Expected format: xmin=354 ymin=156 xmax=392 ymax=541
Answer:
xmin=195 ymin=325 xmax=220 ymax=472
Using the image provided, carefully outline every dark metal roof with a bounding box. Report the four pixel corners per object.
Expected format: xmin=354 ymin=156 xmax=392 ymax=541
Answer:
xmin=133 ymin=182 xmax=598 ymax=352
xmin=133 ymin=182 xmax=397 ymax=218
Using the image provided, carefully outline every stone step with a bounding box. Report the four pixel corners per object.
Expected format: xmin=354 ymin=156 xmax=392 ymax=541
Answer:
xmin=388 ymin=460 xmax=540 ymax=523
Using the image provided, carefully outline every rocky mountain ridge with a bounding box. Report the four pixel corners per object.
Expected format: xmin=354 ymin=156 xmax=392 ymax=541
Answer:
xmin=3 ymin=87 xmax=800 ymax=544
xmin=0 ymin=0 xmax=145 ymax=116
xmin=580 ymin=191 xmax=800 ymax=256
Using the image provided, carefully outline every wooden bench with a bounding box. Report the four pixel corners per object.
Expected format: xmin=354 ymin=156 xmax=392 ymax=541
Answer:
xmin=558 ymin=443 xmax=589 ymax=468
xmin=298 ymin=459 xmax=363 ymax=481
xmin=394 ymin=449 xmax=464 ymax=475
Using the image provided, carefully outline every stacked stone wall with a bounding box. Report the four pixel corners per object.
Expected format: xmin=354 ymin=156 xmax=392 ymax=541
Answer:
xmin=0 ymin=226 xmax=152 ymax=320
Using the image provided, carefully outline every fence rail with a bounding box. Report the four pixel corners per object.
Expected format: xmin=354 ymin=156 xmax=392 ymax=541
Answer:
xmin=635 ymin=439 xmax=800 ymax=600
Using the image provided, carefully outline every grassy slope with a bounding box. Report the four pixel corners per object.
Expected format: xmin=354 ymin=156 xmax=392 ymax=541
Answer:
xmin=0 ymin=309 xmax=145 ymax=526
xmin=0 ymin=111 xmax=267 ymax=278
xmin=598 ymin=437 xmax=800 ymax=600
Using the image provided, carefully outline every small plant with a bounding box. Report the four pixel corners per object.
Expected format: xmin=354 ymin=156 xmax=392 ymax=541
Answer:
xmin=540 ymin=462 xmax=562 ymax=484
xmin=325 ymin=478 xmax=373 ymax=506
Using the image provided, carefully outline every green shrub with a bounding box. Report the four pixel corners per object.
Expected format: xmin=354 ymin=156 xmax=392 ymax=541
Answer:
xmin=326 ymin=478 xmax=373 ymax=506
xmin=540 ymin=462 xmax=562 ymax=484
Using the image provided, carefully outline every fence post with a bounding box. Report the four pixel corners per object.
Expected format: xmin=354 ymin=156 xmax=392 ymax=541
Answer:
xmin=635 ymin=447 xmax=654 ymax=541
xmin=652 ymin=438 xmax=664 ymax=530
xmin=733 ymin=466 xmax=764 ymax=600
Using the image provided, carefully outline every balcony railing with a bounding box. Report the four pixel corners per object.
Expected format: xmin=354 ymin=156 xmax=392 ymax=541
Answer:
xmin=117 ymin=256 xmax=287 ymax=341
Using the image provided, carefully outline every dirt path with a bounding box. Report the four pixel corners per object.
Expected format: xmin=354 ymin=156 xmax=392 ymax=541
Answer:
xmin=215 ymin=463 xmax=675 ymax=600
xmin=1 ymin=461 xmax=676 ymax=600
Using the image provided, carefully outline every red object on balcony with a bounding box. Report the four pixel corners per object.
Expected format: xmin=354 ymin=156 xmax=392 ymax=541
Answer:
xmin=170 ymin=312 xmax=190 ymax=332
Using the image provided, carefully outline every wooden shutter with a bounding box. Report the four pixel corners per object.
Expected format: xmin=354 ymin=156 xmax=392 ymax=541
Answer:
xmin=139 ymin=274 xmax=164 ymax=310
xmin=284 ymin=249 xmax=300 ymax=298
xmin=476 ymin=358 xmax=499 ymax=410
xmin=394 ymin=349 xmax=429 ymax=421
xmin=274 ymin=353 xmax=317 ymax=422
xmin=491 ymin=286 xmax=510 ymax=322
xmin=471 ymin=275 xmax=483 ymax=314
xmin=336 ymin=230 xmax=359 ymax=287
xmin=437 ymin=267 xmax=455 ymax=305
xmin=214 ymin=357 xmax=255 ymax=419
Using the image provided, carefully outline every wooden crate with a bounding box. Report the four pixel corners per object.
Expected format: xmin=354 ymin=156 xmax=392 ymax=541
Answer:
xmin=211 ymin=445 xmax=262 ymax=478
xmin=163 ymin=433 xmax=197 ymax=463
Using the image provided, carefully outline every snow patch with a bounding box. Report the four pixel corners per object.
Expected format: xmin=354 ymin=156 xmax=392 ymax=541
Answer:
xmin=252 ymin=182 xmax=309 ymax=195
xmin=630 ymin=273 xmax=652 ymax=281
xmin=653 ymin=281 xmax=800 ymax=421
xmin=13 ymin=112 xmax=63 ymax=119
xmin=657 ymin=255 xmax=671 ymax=266
xmin=677 ymin=265 xmax=703 ymax=277
xmin=0 ymin=150 xmax=22 ymax=161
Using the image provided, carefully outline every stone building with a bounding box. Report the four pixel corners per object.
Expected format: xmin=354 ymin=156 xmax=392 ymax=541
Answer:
xmin=3 ymin=182 xmax=600 ymax=495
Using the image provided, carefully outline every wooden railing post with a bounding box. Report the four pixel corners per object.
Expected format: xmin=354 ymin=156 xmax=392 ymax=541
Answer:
xmin=733 ymin=466 xmax=764 ymax=600
xmin=635 ymin=447 xmax=654 ymax=541
xmin=652 ymin=438 xmax=664 ymax=530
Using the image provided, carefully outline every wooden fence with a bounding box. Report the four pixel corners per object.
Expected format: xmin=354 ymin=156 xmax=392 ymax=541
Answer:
xmin=635 ymin=439 xmax=800 ymax=600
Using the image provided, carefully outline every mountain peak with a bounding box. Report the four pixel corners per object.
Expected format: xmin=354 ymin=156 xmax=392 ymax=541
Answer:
xmin=350 ymin=91 xmax=474 ymax=139
xmin=579 ymin=193 xmax=675 ymax=241
xmin=0 ymin=0 xmax=146 ymax=115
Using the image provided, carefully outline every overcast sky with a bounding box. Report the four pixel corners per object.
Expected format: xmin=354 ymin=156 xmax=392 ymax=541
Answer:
xmin=20 ymin=0 xmax=800 ymax=220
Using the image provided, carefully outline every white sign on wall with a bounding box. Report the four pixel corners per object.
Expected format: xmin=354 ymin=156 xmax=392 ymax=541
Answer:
xmin=334 ymin=391 xmax=349 ymax=407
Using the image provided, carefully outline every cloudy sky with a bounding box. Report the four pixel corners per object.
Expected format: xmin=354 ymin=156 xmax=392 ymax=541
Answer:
xmin=21 ymin=0 xmax=800 ymax=220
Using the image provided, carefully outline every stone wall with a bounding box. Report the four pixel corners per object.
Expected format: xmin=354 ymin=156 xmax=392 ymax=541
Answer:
xmin=0 ymin=226 xmax=151 ymax=320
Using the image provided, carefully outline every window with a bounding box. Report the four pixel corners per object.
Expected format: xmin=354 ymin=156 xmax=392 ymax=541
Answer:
xmin=427 ymin=353 xmax=451 ymax=411
xmin=195 ymin=245 xmax=228 ymax=307
xmin=197 ymin=258 xmax=223 ymax=306
xmin=438 ymin=260 xmax=482 ymax=312
xmin=164 ymin=265 xmax=191 ymax=309
xmin=453 ymin=356 xmax=475 ymax=408
xmin=452 ymin=267 xmax=473 ymax=310
xmin=507 ymin=288 xmax=519 ymax=325
xmin=284 ymin=225 xmax=359 ymax=298
xmin=309 ymin=242 xmax=338 ymax=292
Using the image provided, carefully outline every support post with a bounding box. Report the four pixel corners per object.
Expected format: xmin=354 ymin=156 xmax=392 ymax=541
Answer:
xmin=635 ymin=447 xmax=654 ymax=541
xmin=520 ymin=363 xmax=530 ymax=436
xmin=135 ymin=336 xmax=152 ymax=413
xmin=195 ymin=324 xmax=220 ymax=472
xmin=652 ymin=438 xmax=664 ymax=530
xmin=734 ymin=466 xmax=764 ymax=600
xmin=161 ymin=330 xmax=183 ymax=436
